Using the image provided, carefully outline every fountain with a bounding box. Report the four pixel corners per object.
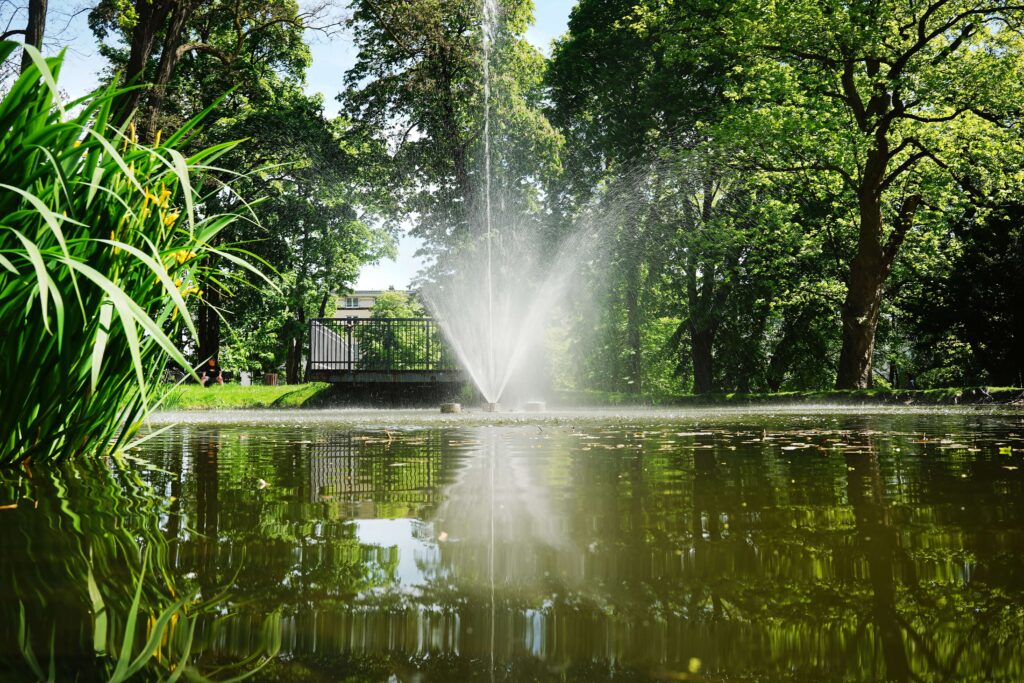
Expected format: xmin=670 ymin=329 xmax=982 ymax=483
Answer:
xmin=423 ymin=0 xmax=600 ymax=410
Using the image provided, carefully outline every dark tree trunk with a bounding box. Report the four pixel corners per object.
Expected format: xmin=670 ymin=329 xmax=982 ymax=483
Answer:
xmin=19 ymin=0 xmax=46 ymax=73
xmin=139 ymin=0 xmax=192 ymax=142
xmin=197 ymin=281 xmax=221 ymax=365
xmin=837 ymin=245 xmax=886 ymax=389
xmin=115 ymin=0 xmax=177 ymax=126
xmin=836 ymin=180 xmax=921 ymax=389
xmin=687 ymin=249 xmax=716 ymax=395
xmin=767 ymin=315 xmax=800 ymax=393
xmin=286 ymin=308 xmax=306 ymax=385
xmin=691 ymin=327 xmax=714 ymax=394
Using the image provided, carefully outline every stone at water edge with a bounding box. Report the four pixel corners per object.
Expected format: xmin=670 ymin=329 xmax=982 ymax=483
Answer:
xmin=482 ymin=402 xmax=500 ymax=412
xmin=440 ymin=403 xmax=462 ymax=414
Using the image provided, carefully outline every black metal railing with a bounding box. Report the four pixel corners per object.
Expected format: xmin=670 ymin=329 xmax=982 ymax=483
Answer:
xmin=309 ymin=317 xmax=457 ymax=372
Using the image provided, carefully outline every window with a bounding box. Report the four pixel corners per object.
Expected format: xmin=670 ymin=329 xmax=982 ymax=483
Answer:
xmin=343 ymin=297 xmax=360 ymax=309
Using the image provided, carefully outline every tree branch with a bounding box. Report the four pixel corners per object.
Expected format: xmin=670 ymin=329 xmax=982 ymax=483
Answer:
xmin=883 ymin=193 xmax=923 ymax=266
xmin=176 ymin=41 xmax=231 ymax=63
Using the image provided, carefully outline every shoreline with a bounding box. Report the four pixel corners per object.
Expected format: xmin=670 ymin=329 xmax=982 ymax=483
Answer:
xmin=157 ymin=384 xmax=1023 ymax=412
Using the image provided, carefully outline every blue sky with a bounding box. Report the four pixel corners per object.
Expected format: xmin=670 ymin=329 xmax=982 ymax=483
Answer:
xmin=43 ymin=0 xmax=577 ymax=290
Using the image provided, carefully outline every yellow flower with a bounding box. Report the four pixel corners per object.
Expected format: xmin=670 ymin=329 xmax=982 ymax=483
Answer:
xmin=164 ymin=211 xmax=180 ymax=228
xmin=154 ymin=129 xmax=163 ymax=147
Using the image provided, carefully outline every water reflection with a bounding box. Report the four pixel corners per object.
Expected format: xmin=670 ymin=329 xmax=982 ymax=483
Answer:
xmin=2 ymin=412 xmax=1023 ymax=680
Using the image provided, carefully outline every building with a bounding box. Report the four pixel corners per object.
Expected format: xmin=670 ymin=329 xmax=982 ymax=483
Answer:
xmin=334 ymin=288 xmax=405 ymax=319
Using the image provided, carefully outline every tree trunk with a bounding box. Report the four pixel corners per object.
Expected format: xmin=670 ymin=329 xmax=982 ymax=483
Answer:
xmin=197 ymin=282 xmax=221 ymax=365
xmin=139 ymin=0 xmax=192 ymax=142
xmin=766 ymin=314 xmax=800 ymax=393
xmin=837 ymin=243 xmax=886 ymax=389
xmin=286 ymin=308 xmax=306 ymax=384
xmin=687 ymin=249 xmax=716 ymax=395
xmin=19 ymin=0 xmax=46 ymax=73
xmin=691 ymin=327 xmax=714 ymax=394
xmin=115 ymin=0 xmax=176 ymax=126
xmin=836 ymin=138 xmax=893 ymax=391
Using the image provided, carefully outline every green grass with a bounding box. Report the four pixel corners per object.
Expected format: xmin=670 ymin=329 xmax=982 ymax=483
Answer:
xmin=156 ymin=383 xmax=1024 ymax=410
xmin=159 ymin=383 xmax=334 ymax=410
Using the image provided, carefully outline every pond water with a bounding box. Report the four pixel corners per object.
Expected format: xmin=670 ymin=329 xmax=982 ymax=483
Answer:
xmin=2 ymin=407 xmax=1024 ymax=681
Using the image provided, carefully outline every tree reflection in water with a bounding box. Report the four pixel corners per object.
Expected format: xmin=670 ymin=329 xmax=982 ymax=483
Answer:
xmin=1 ymin=411 xmax=1022 ymax=681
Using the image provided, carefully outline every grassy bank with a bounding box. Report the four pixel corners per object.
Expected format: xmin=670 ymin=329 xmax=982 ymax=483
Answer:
xmin=158 ymin=383 xmax=335 ymax=410
xmin=156 ymin=383 xmax=1024 ymax=410
xmin=555 ymin=386 xmax=1024 ymax=407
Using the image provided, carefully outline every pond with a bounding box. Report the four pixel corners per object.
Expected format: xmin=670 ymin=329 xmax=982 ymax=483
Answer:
xmin=2 ymin=407 xmax=1024 ymax=681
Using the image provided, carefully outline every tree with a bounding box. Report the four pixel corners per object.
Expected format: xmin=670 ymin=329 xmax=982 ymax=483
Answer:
xmin=726 ymin=0 xmax=1024 ymax=388
xmin=549 ymin=0 xmax=747 ymax=394
xmin=89 ymin=0 xmax=343 ymax=138
xmin=340 ymin=0 xmax=560 ymax=265
xmin=90 ymin=0 xmax=390 ymax=378
xmin=203 ymin=85 xmax=394 ymax=383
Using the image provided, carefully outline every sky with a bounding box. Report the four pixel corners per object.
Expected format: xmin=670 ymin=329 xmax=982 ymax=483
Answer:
xmin=38 ymin=0 xmax=577 ymax=291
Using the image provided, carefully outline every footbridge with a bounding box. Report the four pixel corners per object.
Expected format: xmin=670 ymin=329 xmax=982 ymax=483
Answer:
xmin=306 ymin=317 xmax=463 ymax=387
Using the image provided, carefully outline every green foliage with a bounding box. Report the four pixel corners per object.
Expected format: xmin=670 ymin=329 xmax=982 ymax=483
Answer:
xmin=0 ymin=43 xmax=249 ymax=464
xmin=341 ymin=0 xmax=561 ymax=267
xmin=549 ymin=0 xmax=1024 ymax=394
xmin=370 ymin=290 xmax=425 ymax=318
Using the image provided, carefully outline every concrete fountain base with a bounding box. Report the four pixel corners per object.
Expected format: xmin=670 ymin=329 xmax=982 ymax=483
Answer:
xmin=440 ymin=403 xmax=462 ymax=414
xmin=482 ymin=402 xmax=500 ymax=413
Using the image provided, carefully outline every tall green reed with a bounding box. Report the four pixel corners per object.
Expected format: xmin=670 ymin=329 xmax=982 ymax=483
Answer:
xmin=0 ymin=41 xmax=253 ymax=465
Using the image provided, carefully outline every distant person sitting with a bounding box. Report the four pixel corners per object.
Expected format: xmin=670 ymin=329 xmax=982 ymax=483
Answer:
xmin=199 ymin=358 xmax=224 ymax=387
